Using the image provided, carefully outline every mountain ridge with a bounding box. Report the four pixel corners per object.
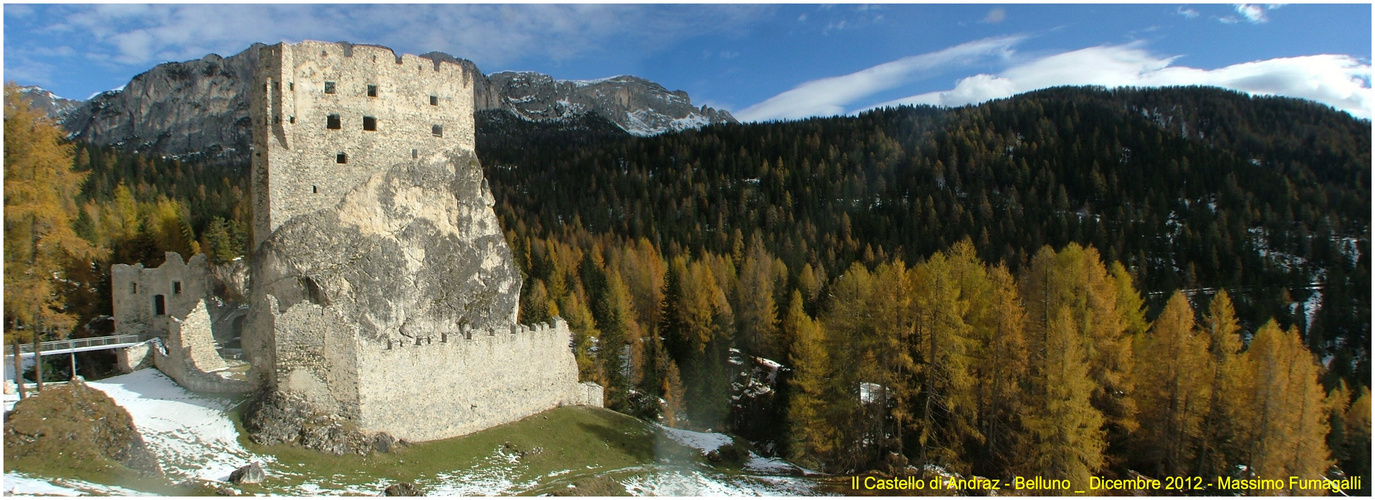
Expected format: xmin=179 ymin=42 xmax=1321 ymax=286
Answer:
xmin=38 ymin=42 xmax=735 ymax=161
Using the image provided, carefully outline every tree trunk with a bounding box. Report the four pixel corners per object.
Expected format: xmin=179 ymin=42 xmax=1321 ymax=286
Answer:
xmin=32 ymin=320 xmax=44 ymax=393
xmin=11 ymin=335 xmax=26 ymax=400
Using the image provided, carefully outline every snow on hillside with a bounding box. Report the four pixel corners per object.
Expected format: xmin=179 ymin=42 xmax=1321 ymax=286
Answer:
xmin=85 ymin=369 xmax=269 ymax=482
xmin=622 ymin=466 xmax=817 ymax=496
xmin=3 ymin=472 xmax=152 ymax=496
xmin=6 ymin=370 xmax=822 ymax=496
xmin=657 ymin=424 xmax=734 ymax=453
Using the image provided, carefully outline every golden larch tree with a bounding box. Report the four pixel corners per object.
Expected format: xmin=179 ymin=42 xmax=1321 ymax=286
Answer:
xmin=4 ymin=83 xmax=103 ymax=340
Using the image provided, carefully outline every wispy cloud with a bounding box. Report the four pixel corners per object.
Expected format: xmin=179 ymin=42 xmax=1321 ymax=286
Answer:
xmin=867 ymin=43 xmax=1371 ymax=119
xmin=983 ymin=8 xmax=1007 ymax=24
xmin=1222 ymin=4 xmax=1279 ymax=24
xmin=1177 ymin=7 xmax=1200 ymax=19
xmin=735 ymin=35 xmax=1026 ymax=122
xmin=19 ymin=4 xmax=770 ymax=71
xmin=815 ymin=5 xmax=888 ymax=36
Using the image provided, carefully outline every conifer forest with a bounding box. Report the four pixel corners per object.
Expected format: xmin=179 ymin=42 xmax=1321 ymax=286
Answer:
xmin=8 ymin=84 xmax=1370 ymax=494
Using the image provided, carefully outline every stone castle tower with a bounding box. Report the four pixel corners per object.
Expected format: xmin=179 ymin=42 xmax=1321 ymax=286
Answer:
xmin=242 ymin=41 xmax=600 ymax=446
xmin=250 ymin=41 xmax=476 ymax=246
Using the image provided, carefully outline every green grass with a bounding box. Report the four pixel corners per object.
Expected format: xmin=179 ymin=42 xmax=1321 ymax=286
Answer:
xmin=10 ymin=387 xmax=778 ymax=496
xmin=230 ymin=405 xmax=709 ymax=495
xmin=4 ymin=455 xmax=213 ymax=495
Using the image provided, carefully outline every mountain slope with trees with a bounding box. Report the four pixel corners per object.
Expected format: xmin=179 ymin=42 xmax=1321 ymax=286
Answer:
xmin=8 ymin=84 xmax=1369 ymax=492
xmin=476 ymin=85 xmax=1369 ymax=489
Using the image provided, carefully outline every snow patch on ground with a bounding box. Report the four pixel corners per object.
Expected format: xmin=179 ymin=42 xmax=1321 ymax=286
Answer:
xmin=571 ymin=75 xmax=628 ymax=87
xmin=622 ymin=466 xmax=818 ymax=496
xmin=84 ymin=369 xmax=269 ymax=482
xmin=2 ymin=471 xmax=152 ymax=496
xmin=7 ymin=369 xmax=821 ymax=496
xmin=1303 ymin=285 xmax=1324 ymax=329
xmin=745 ymin=452 xmax=801 ymax=475
xmin=657 ymin=424 xmax=733 ymax=453
xmin=418 ymin=445 xmax=539 ymax=496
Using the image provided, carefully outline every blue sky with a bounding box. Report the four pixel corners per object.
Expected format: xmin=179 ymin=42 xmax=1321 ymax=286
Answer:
xmin=4 ymin=3 xmax=1371 ymax=121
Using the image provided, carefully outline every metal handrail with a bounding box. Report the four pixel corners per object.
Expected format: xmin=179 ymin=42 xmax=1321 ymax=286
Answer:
xmin=8 ymin=334 xmax=142 ymax=355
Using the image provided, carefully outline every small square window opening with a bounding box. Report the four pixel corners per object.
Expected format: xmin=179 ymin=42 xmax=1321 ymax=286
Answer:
xmin=432 ymin=124 xmax=443 ymax=137
xmin=336 ymin=153 xmax=348 ymax=164
xmin=367 ymin=85 xmax=378 ymax=97
xmin=327 ymin=114 xmax=341 ymax=129
xmin=363 ymin=116 xmax=377 ymax=131
xmin=430 ymin=95 xmax=438 ymax=106
xmin=324 ymin=81 xmax=336 ymax=94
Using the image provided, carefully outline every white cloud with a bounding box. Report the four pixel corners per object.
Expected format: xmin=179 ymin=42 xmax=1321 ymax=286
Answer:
xmin=984 ymin=8 xmax=1007 ymax=24
xmin=1177 ymin=7 xmax=1200 ymax=19
xmin=1235 ymin=4 xmax=1268 ymax=23
xmin=27 ymin=4 xmax=770 ymax=72
xmin=4 ymin=57 xmax=57 ymax=87
xmin=867 ymin=44 xmax=1371 ymax=119
xmin=734 ymin=35 xmax=1025 ymax=122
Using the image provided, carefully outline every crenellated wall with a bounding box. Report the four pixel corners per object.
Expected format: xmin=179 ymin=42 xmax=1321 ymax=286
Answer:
xmin=353 ymin=319 xmax=596 ymax=442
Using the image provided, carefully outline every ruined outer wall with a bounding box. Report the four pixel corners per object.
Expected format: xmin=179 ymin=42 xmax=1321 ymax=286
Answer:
xmin=354 ymin=319 xmax=593 ymax=442
xmin=153 ymin=299 xmax=254 ymax=394
xmin=268 ymin=297 xmax=362 ymax=419
xmin=251 ymin=41 xmax=476 ymax=246
xmin=112 ymin=252 xmax=209 ymax=338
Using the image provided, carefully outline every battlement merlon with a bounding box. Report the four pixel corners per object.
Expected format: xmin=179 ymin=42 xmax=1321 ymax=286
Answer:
xmin=250 ymin=40 xmax=478 ymax=248
xmin=380 ymin=318 xmax=573 ymax=350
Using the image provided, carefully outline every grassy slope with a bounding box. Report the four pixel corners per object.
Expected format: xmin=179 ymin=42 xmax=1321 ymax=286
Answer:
xmin=9 ymin=382 xmax=794 ymax=496
xmin=3 ymin=384 xmax=213 ymax=496
xmin=232 ymin=405 xmax=710 ymax=495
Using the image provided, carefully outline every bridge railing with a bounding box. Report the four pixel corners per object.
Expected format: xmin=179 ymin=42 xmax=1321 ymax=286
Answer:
xmin=7 ymin=334 xmax=143 ymax=356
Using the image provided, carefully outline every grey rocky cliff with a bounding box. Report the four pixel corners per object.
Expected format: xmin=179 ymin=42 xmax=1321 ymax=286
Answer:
xmin=249 ymin=149 xmax=518 ymax=342
xmin=483 ymin=71 xmax=735 ymax=136
xmin=16 ymin=85 xmax=81 ymax=120
xmin=63 ymin=46 xmax=262 ymax=161
xmin=60 ymin=44 xmax=732 ymax=160
xmin=241 ymin=147 xmax=520 ymax=392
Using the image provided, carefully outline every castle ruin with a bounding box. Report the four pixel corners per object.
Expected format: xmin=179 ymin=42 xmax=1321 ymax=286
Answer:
xmin=239 ymin=41 xmax=599 ymax=446
xmin=112 ymin=252 xmax=210 ymax=339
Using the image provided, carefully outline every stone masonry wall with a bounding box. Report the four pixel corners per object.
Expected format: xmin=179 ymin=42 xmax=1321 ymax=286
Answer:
xmin=153 ymin=299 xmax=253 ymax=394
xmin=112 ymin=252 xmax=210 ymax=338
xmin=265 ymin=295 xmax=362 ymax=420
xmin=251 ymin=41 xmax=476 ymax=247
xmin=115 ymin=343 xmax=153 ymax=373
xmin=354 ymin=318 xmax=595 ymax=442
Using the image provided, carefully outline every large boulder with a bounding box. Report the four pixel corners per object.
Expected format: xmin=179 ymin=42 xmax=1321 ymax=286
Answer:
xmin=3 ymin=380 xmax=161 ymax=476
xmin=227 ymin=462 xmax=264 ymax=485
xmin=242 ymin=150 xmax=520 ymax=386
xmin=240 ymin=389 xmax=397 ymax=456
xmin=241 ymin=150 xmax=523 ymax=428
xmin=383 ymin=483 xmax=423 ymax=496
